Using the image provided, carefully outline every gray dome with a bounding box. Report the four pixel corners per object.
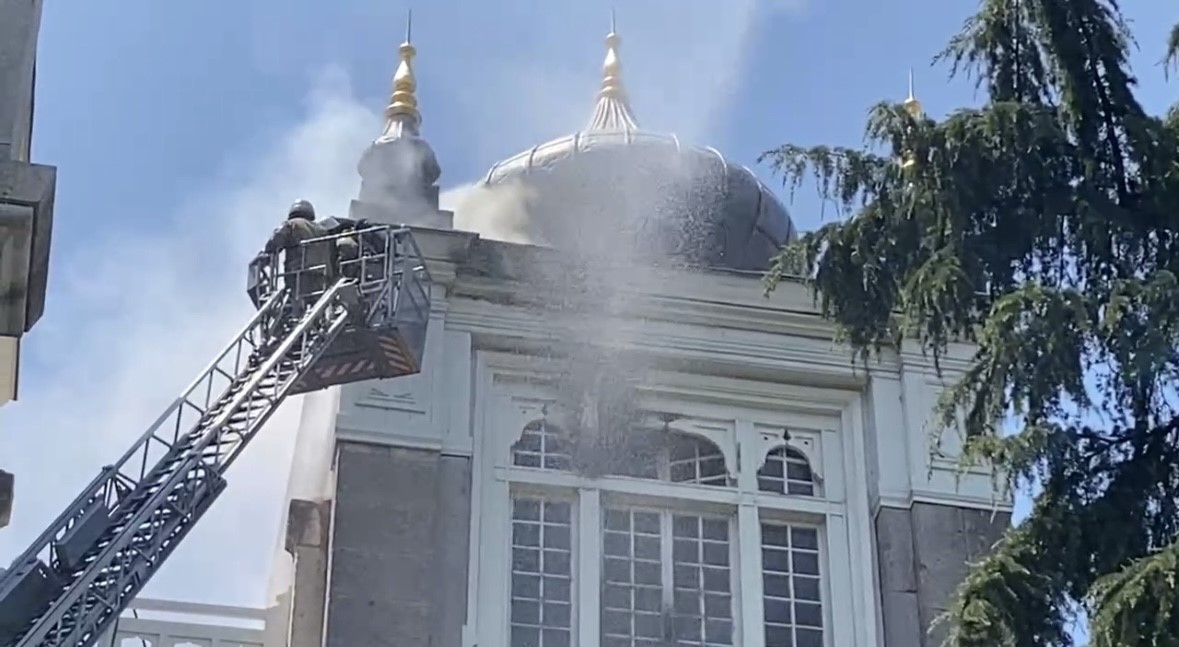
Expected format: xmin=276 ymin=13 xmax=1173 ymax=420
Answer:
xmin=477 ymin=27 xmax=796 ymax=272
xmin=482 ymin=129 xmax=796 ymax=272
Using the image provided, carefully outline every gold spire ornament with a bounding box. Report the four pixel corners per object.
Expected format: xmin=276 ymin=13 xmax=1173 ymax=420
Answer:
xmin=385 ymin=10 xmax=421 ymax=131
xmin=901 ymin=68 xmax=922 ymax=169
xmin=598 ymin=11 xmax=625 ymax=101
xmin=587 ymin=9 xmax=640 ymax=131
xmin=902 ymin=68 xmax=923 ymax=118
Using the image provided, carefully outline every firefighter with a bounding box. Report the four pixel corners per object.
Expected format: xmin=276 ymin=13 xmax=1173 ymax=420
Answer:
xmin=337 ymin=235 xmax=360 ymax=278
xmin=264 ymin=199 xmax=333 ymax=304
xmin=318 ymin=215 xmax=367 ymax=279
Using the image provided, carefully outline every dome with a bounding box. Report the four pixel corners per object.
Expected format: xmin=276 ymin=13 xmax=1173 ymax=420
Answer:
xmin=478 ymin=30 xmax=796 ymax=272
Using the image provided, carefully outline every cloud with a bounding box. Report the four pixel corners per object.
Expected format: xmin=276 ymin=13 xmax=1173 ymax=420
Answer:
xmin=0 ymin=67 xmax=377 ymax=607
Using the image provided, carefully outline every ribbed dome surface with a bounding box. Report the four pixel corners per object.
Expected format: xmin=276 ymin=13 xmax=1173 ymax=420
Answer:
xmin=481 ymin=129 xmax=797 ymax=272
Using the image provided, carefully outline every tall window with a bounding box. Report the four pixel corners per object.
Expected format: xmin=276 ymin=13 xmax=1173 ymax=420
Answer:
xmin=600 ymin=508 xmax=734 ymax=647
xmin=510 ymin=498 xmax=575 ymax=647
xmin=761 ymin=523 xmax=824 ymax=647
xmin=499 ymin=416 xmax=833 ymax=647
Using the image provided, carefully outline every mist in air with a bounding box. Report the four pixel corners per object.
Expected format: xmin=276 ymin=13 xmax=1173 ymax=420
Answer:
xmin=262 ymin=2 xmax=772 ymax=624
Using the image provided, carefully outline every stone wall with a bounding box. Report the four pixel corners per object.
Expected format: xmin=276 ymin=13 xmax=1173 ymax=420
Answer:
xmin=322 ymin=442 xmax=471 ymax=647
xmin=0 ymin=0 xmax=55 ymax=406
xmin=0 ymin=0 xmax=41 ymax=163
xmin=876 ymin=502 xmax=1011 ymax=647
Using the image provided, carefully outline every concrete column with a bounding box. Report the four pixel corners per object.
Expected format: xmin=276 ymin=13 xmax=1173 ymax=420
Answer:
xmin=323 ymin=442 xmax=471 ymax=647
xmin=0 ymin=0 xmax=42 ymax=408
xmin=285 ymin=499 xmax=332 ymax=647
xmin=0 ymin=0 xmax=43 ymax=163
xmin=875 ymin=502 xmax=1010 ymax=647
xmin=0 ymin=0 xmax=55 ymax=408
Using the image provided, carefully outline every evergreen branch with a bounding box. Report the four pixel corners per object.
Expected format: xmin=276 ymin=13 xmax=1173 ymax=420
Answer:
xmin=1163 ymin=23 xmax=1179 ymax=79
xmin=1088 ymin=541 xmax=1179 ymax=647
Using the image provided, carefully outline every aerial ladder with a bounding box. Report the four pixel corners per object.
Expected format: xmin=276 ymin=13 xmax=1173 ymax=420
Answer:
xmin=0 ymin=224 xmax=431 ymax=647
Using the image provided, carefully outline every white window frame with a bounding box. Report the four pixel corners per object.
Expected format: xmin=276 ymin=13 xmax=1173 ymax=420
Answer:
xmin=466 ymin=352 xmax=880 ymax=647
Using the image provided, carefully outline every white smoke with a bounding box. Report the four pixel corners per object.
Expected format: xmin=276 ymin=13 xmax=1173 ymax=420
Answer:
xmin=0 ymin=68 xmax=375 ymax=606
xmin=0 ymin=0 xmax=799 ymax=612
xmin=446 ymin=180 xmax=539 ymax=245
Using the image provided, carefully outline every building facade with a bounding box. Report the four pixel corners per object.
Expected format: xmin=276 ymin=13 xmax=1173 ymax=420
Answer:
xmin=0 ymin=0 xmax=57 ymax=530
xmin=0 ymin=0 xmax=55 ymax=409
xmin=269 ymin=27 xmax=1011 ymax=647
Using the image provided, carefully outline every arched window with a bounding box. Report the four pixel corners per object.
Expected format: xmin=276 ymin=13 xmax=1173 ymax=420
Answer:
xmin=667 ymin=433 xmax=728 ymax=486
xmin=757 ymin=447 xmax=817 ymax=496
xmin=512 ymin=420 xmax=571 ymax=471
xmin=510 ymin=421 xmax=732 ymax=487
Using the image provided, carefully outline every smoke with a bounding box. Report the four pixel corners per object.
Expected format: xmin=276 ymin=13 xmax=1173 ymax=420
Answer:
xmin=446 ymin=180 xmax=539 ymax=245
xmin=0 ymin=0 xmax=794 ymax=613
xmin=431 ymin=0 xmax=784 ymax=473
xmin=0 ymin=68 xmax=375 ymax=606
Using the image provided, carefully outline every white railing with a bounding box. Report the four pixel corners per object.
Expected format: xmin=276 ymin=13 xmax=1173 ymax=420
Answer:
xmin=94 ymin=598 xmax=266 ymax=647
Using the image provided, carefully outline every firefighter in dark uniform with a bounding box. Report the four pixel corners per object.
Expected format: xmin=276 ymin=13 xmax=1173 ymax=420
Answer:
xmin=265 ymin=199 xmax=333 ymax=306
xmin=336 ymin=230 xmax=360 ymax=278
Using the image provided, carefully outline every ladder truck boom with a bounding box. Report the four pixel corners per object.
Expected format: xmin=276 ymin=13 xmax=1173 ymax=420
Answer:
xmin=0 ymin=225 xmax=431 ymax=647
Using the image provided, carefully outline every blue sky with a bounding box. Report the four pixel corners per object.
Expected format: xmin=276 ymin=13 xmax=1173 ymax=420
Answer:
xmin=2 ymin=0 xmax=1176 ymax=616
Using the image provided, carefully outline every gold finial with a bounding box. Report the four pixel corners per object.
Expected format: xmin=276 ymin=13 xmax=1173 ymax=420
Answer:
xmin=587 ymin=11 xmax=639 ymax=131
xmin=599 ymin=11 xmax=624 ymax=100
xmin=902 ymin=68 xmax=923 ymax=118
xmin=385 ymin=9 xmax=420 ymax=128
xmin=900 ymin=69 xmax=922 ymax=169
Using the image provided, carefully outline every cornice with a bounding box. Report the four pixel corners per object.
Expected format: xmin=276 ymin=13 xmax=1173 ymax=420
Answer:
xmin=876 ymin=491 xmax=1014 ymax=515
xmin=446 ymin=299 xmax=878 ymax=387
xmin=412 ymin=229 xmax=979 ymax=379
xmin=475 ymin=350 xmax=860 ymax=418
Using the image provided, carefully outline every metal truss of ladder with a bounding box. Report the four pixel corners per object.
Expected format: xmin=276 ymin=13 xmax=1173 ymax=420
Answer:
xmin=0 ymin=280 xmax=359 ymax=647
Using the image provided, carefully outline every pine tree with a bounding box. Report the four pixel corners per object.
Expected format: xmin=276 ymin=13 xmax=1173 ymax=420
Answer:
xmin=760 ymin=2 xmax=1179 ymax=645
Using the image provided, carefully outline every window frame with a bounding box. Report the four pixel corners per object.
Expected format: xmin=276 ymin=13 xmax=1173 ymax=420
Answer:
xmin=507 ymin=493 xmax=580 ymax=647
xmin=597 ymin=502 xmax=742 ymax=646
xmin=468 ymin=353 xmax=878 ymax=647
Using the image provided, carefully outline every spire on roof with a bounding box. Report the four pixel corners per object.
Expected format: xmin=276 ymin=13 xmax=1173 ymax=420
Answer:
xmin=378 ymin=10 xmax=422 ymax=141
xmin=587 ymin=10 xmax=640 ymax=131
xmin=356 ymin=8 xmax=444 ymax=221
xmin=901 ymin=68 xmax=923 ymax=170
xmin=902 ymin=67 xmax=923 ymax=118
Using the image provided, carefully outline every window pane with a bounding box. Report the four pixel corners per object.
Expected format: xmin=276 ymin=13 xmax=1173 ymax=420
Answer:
xmin=761 ymin=522 xmax=824 ymax=647
xmin=600 ymin=508 xmax=663 ymax=646
xmin=594 ymin=507 xmax=738 ymax=647
xmin=511 ymin=498 xmax=573 ymax=647
xmin=671 ymin=514 xmax=734 ymax=647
